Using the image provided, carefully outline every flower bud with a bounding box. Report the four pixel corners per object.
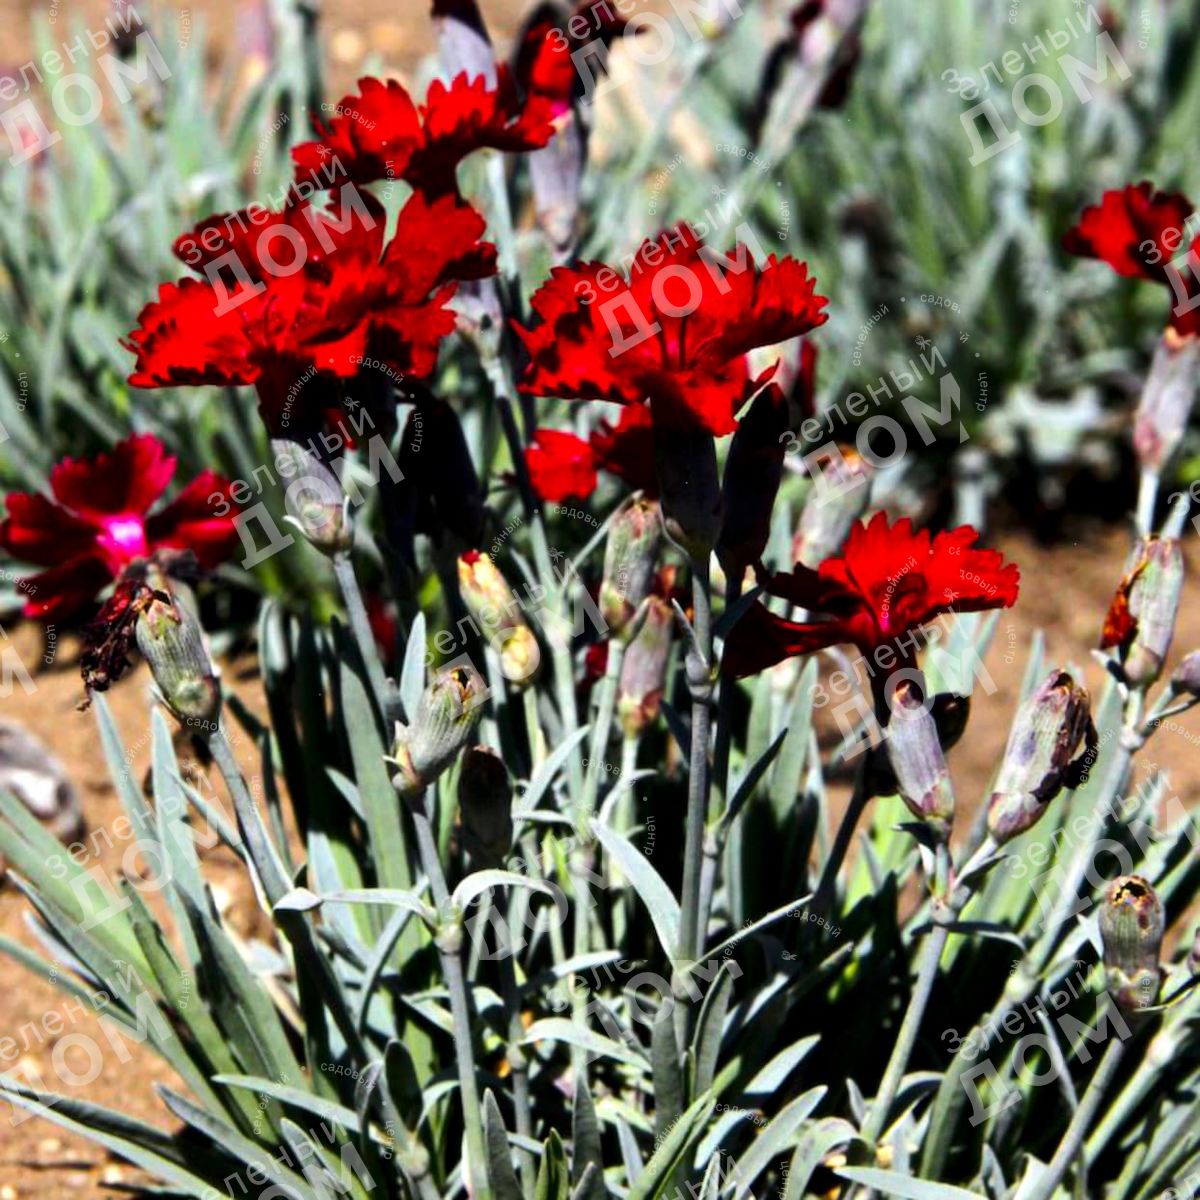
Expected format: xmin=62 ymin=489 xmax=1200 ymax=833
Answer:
xmin=717 ymin=383 xmax=787 ymax=585
xmin=792 ymin=447 xmax=872 ymax=568
xmin=653 ymin=421 xmax=722 ymax=560
xmin=1170 ymin=651 xmax=1200 ymax=696
xmin=1134 ymin=327 xmax=1200 ymax=474
xmin=272 ymin=439 xmax=353 ymax=556
xmin=617 ymin=594 xmax=673 ymax=737
xmin=458 ymin=745 xmax=513 ymax=865
xmin=1101 ymin=535 xmax=1183 ymax=689
xmin=1100 ymin=875 xmax=1163 ymax=1015
xmin=389 ymin=666 xmax=486 ymax=798
xmin=600 ymin=499 xmax=661 ymax=640
xmin=457 ymin=551 xmax=540 ymax=687
xmin=135 ymin=584 xmax=221 ymax=727
xmin=885 ymin=677 xmax=954 ymax=841
xmin=987 ymin=669 xmax=1095 ymax=844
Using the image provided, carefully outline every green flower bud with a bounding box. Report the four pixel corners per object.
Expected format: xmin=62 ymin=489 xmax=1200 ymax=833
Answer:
xmin=458 ymin=745 xmax=513 ymax=866
xmin=617 ymin=594 xmax=674 ymax=738
xmin=600 ymin=499 xmax=662 ymax=640
xmin=1134 ymin=327 xmax=1200 ymax=475
xmin=987 ymin=669 xmax=1095 ymax=844
xmin=885 ymin=677 xmax=954 ymax=841
xmin=1169 ymin=651 xmax=1200 ymax=697
xmin=1100 ymin=875 xmax=1163 ymax=1015
xmin=135 ymin=582 xmax=221 ymax=727
xmin=1101 ymin=535 xmax=1184 ymax=690
xmin=389 ymin=667 xmax=485 ymax=798
xmin=272 ymin=439 xmax=353 ymax=556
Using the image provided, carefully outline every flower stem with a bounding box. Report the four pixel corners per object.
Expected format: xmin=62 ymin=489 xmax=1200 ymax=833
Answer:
xmin=580 ymin=639 xmax=626 ymax=825
xmin=495 ymin=890 xmax=535 ymax=1199
xmin=406 ymin=789 xmax=491 ymax=1200
xmin=861 ymin=915 xmax=950 ymax=1146
xmin=1022 ymin=1037 xmax=1127 ymax=1200
xmin=332 ymin=551 xmax=389 ymax=718
xmin=679 ymin=556 xmax=714 ymax=969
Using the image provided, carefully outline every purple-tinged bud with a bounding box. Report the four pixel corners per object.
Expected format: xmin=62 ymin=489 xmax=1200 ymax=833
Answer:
xmin=987 ymin=670 xmax=1096 ymax=845
xmin=654 ymin=423 xmax=722 ymax=561
xmin=457 ymin=551 xmax=540 ymax=687
xmin=1100 ymin=875 xmax=1163 ymax=1015
xmin=272 ymin=439 xmax=353 ymax=556
xmin=617 ymin=594 xmax=674 ymax=738
xmin=1170 ymin=651 xmax=1200 ymax=697
xmin=135 ymin=582 xmax=221 ymax=727
xmin=601 ymin=499 xmax=662 ymax=640
xmin=1100 ymin=536 xmax=1183 ymax=689
xmin=458 ymin=745 xmax=513 ymax=866
xmin=717 ymin=383 xmax=787 ymax=586
xmin=792 ymin=446 xmax=872 ymax=568
xmin=886 ymin=677 xmax=954 ymax=841
xmin=389 ymin=666 xmax=486 ymax=798
xmin=1134 ymin=327 xmax=1200 ymax=475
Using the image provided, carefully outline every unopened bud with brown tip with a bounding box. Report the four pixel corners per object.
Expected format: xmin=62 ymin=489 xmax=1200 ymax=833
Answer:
xmin=885 ymin=677 xmax=954 ymax=842
xmin=458 ymin=746 xmax=513 ymax=866
xmin=273 ymin=439 xmax=354 ymax=556
xmin=135 ymin=584 xmax=221 ymax=727
xmin=792 ymin=447 xmax=872 ymax=568
xmin=1100 ymin=875 xmax=1163 ymax=1015
xmin=389 ymin=667 xmax=485 ymax=798
xmin=617 ymin=594 xmax=673 ymax=738
xmin=1100 ymin=535 xmax=1183 ymax=689
xmin=987 ymin=669 xmax=1095 ymax=844
xmin=457 ymin=552 xmax=540 ymax=687
xmin=600 ymin=499 xmax=661 ymax=640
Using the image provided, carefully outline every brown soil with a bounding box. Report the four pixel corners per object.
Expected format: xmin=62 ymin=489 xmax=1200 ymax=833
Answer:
xmin=2 ymin=523 xmax=1199 ymax=1197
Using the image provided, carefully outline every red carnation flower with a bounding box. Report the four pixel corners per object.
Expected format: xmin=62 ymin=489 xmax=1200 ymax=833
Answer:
xmin=292 ymin=69 xmax=555 ymax=200
xmin=0 ymin=434 xmax=240 ymax=620
xmin=515 ymin=22 xmax=577 ymax=119
xmin=125 ymin=190 xmax=495 ymax=433
xmin=1063 ymin=182 xmax=1200 ymax=336
xmin=525 ymin=405 xmax=658 ymax=503
xmin=722 ymin=513 xmax=1020 ymax=691
xmin=514 ymin=225 xmax=827 ymax=436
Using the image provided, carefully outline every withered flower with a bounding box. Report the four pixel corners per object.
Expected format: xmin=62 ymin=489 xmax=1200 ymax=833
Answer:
xmin=1101 ymin=535 xmax=1183 ymax=689
xmin=1100 ymin=875 xmax=1164 ymax=1015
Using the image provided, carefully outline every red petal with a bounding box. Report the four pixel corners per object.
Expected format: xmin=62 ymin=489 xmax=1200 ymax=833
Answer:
xmin=1063 ymin=182 xmax=1193 ymax=283
xmin=145 ymin=471 xmax=242 ymax=568
xmin=0 ymin=491 xmax=101 ymax=568
xmin=50 ymin=433 xmax=177 ymax=519
xmin=525 ymin=429 xmax=598 ymax=502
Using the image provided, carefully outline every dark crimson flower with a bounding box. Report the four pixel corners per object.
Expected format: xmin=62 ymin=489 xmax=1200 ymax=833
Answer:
xmin=1063 ymin=182 xmax=1193 ymax=283
xmin=291 ymin=69 xmax=555 ymax=200
xmin=515 ymin=22 xmax=577 ymax=119
xmin=525 ymin=405 xmax=659 ymax=503
xmin=515 ymin=225 xmax=827 ymax=436
xmin=0 ymin=434 xmax=240 ymax=621
xmin=125 ymin=190 xmax=495 ymax=433
xmin=722 ymin=513 xmax=1020 ymax=686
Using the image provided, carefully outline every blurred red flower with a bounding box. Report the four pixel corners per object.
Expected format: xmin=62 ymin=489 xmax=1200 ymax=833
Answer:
xmin=124 ymin=190 xmax=495 ymax=433
xmin=0 ymin=434 xmax=239 ymax=620
xmin=525 ymin=405 xmax=658 ymax=502
xmin=722 ymin=512 xmax=1020 ymax=682
xmin=291 ymin=69 xmax=555 ymax=199
xmin=1063 ymin=182 xmax=1200 ymax=336
xmin=514 ymin=224 xmax=827 ymax=436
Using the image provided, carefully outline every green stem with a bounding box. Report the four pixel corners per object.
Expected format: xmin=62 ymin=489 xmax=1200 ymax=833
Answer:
xmin=580 ymin=639 xmax=626 ymax=824
xmin=496 ymin=891 xmax=535 ymax=1199
xmin=808 ymin=753 xmax=870 ymax=926
xmin=332 ymin=551 xmax=388 ymax=718
xmin=861 ymin=918 xmax=950 ymax=1146
xmin=407 ymin=789 xmax=491 ymax=1200
xmin=678 ymin=557 xmax=714 ymax=968
xmin=1023 ymin=1037 xmax=1128 ymax=1200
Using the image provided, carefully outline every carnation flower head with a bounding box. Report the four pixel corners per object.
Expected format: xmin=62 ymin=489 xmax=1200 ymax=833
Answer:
xmin=0 ymin=433 xmax=240 ymax=621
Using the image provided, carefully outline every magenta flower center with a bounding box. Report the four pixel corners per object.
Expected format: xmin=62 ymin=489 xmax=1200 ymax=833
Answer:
xmin=97 ymin=514 xmax=150 ymax=567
